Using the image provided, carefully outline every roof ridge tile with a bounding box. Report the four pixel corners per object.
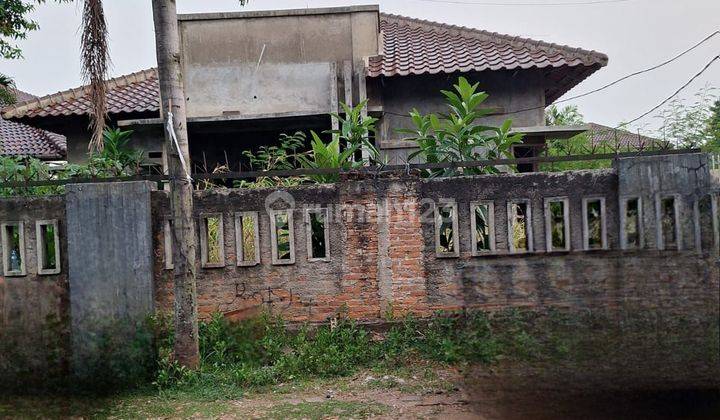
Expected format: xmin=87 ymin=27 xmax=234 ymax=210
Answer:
xmin=2 ymin=68 xmax=158 ymax=119
xmin=379 ymin=12 xmax=608 ymax=65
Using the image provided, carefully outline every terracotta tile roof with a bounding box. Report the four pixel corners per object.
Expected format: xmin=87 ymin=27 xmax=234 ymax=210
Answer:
xmin=3 ymin=13 xmax=608 ymax=120
xmin=586 ymin=123 xmax=662 ymax=149
xmin=0 ymin=118 xmax=66 ymax=160
xmin=370 ymin=14 xmax=608 ymax=102
xmin=2 ymin=68 xmax=159 ymax=119
xmin=10 ymin=88 xmax=37 ymax=103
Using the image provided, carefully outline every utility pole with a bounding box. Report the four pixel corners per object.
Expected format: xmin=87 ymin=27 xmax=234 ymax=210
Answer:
xmin=151 ymin=0 xmax=199 ymax=368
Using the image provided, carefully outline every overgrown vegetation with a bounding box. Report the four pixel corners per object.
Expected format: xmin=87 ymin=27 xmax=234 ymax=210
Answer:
xmin=0 ymin=128 xmax=146 ymax=196
xmin=543 ymin=86 xmax=719 ymax=171
xmin=656 ymin=86 xmax=719 ymax=149
xmin=401 ymin=77 xmax=523 ymax=177
xmin=233 ymin=100 xmax=380 ymax=189
xmin=147 ymin=306 xmax=718 ymax=398
xmin=1 ymin=306 xmax=718 ymax=418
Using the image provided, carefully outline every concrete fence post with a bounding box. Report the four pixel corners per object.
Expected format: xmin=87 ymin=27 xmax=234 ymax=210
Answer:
xmin=65 ymin=181 xmax=156 ymax=378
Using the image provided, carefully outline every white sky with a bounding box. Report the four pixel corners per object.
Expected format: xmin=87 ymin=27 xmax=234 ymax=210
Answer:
xmin=1 ymin=0 xmax=718 ymax=134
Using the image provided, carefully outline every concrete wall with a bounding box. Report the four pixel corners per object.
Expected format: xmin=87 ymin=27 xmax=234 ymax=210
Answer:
xmin=372 ymin=70 xmax=547 ymax=164
xmin=65 ymin=182 xmax=156 ymax=374
xmin=0 ymin=195 xmax=68 ymax=375
xmin=16 ymin=112 xmax=160 ymax=164
xmin=178 ymin=6 xmax=380 ymax=119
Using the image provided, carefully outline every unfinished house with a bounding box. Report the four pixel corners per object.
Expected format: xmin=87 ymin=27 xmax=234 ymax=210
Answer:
xmin=1 ymin=5 xmax=607 ymax=171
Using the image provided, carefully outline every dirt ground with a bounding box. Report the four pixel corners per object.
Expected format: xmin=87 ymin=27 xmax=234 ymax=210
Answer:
xmin=2 ymin=363 xmax=719 ymax=419
xmin=224 ymin=363 xmax=720 ymax=419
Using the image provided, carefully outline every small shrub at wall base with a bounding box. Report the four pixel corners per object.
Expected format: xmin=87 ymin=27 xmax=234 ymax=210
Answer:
xmin=1 ymin=308 xmax=717 ymax=396
xmin=152 ymin=308 xmax=719 ymax=393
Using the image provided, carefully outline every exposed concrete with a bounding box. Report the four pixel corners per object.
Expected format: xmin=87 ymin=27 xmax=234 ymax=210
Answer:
xmin=65 ymin=181 xmax=156 ymax=374
xmin=372 ymin=70 xmax=548 ymax=164
xmin=0 ymin=196 xmax=68 ymax=377
xmin=614 ymin=153 xmax=717 ymax=251
xmin=179 ymin=7 xmax=379 ymax=120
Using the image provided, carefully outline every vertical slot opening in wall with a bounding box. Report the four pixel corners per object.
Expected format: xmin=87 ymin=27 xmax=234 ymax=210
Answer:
xmin=621 ymin=197 xmax=643 ymax=250
xmin=200 ymin=214 xmax=225 ymax=268
xmin=697 ymin=195 xmax=713 ymax=252
xmin=1 ymin=221 xmax=25 ymax=276
xmin=583 ymin=197 xmax=606 ymax=250
xmin=713 ymin=193 xmax=720 ymax=254
xmin=545 ymin=198 xmax=569 ymax=252
xmin=235 ymin=212 xmax=260 ymax=266
xmin=508 ymin=200 xmax=532 ymax=253
xmin=164 ymin=219 xmax=174 ymax=270
xmin=470 ymin=201 xmax=495 ymax=255
xmin=36 ymin=220 xmax=60 ymax=275
xmin=306 ymin=208 xmax=330 ymax=261
xmin=434 ymin=202 xmax=459 ymax=258
xmin=270 ymin=210 xmax=295 ymax=265
xmin=657 ymin=195 xmax=680 ymax=250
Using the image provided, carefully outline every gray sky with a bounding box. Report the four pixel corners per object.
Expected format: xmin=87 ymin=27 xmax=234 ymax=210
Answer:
xmin=1 ymin=0 xmax=718 ymax=133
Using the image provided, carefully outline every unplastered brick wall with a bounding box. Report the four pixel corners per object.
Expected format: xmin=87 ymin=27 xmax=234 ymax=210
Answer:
xmin=152 ymin=154 xmax=720 ymax=323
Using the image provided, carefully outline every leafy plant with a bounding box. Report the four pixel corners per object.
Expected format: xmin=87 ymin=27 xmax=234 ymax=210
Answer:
xmin=233 ymin=133 xmax=307 ymax=189
xmin=98 ymin=128 xmax=145 ymax=173
xmin=655 ymin=86 xmax=718 ymax=149
xmin=0 ymin=156 xmax=61 ymax=196
xmin=235 ymin=101 xmax=380 ymax=188
xmin=545 ymin=104 xmax=583 ymax=126
xmin=328 ymin=100 xmax=381 ymax=164
xmin=401 ymin=77 xmax=523 ymax=177
xmin=295 ymin=132 xmax=360 ymax=183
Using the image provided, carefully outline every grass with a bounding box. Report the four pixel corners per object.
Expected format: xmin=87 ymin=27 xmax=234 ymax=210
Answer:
xmin=0 ymin=366 xmax=431 ymax=419
xmin=266 ymin=400 xmax=389 ymax=419
xmin=1 ymin=307 xmax=718 ymax=418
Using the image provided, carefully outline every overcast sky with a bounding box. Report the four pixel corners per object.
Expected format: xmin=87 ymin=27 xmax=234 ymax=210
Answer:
xmin=1 ymin=0 xmax=718 ymax=133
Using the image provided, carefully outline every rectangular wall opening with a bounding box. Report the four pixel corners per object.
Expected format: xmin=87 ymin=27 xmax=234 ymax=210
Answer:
xmin=435 ymin=203 xmax=459 ymax=257
xmin=658 ymin=196 xmax=679 ymax=250
xmin=508 ymin=201 xmax=532 ymax=253
xmin=36 ymin=220 xmax=60 ymax=275
xmin=545 ymin=198 xmax=569 ymax=252
xmin=271 ymin=210 xmax=295 ymax=265
xmin=235 ymin=212 xmax=260 ymax=266
xmin=1 ymin=222 xmax=25 ymax=276
xmin=698 ymin=195 xmax=713 ymax=251
xmin=471 ymin=201 xmax=495 ymax=255
xmin=714 ymin=194 xmax=720 ymax=254
xmin=164 ymin=219 xmax=174 ymax=270
xmin=306 ymin=208 xmax=329 ymax=261
xmin=200 ymin=214 xmax=225 ymax=268
xmin=622 ymin=197 xmax=642 ymax=249
xmin=583 ymin=198 xmax=606 ymax=250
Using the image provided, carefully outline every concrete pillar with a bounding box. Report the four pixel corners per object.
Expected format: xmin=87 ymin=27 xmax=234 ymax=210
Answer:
xmin=65 ymin=181 xmax=155 ymax=377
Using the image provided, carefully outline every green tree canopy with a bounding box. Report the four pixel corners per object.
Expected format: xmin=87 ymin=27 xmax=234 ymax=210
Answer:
xmin=0 ymin=0 xmax=69 ymax=60
xmin=545 ymin=104 xmax=584 ymax=126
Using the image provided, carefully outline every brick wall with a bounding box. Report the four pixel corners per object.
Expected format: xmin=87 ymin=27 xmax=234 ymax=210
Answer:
xmin=147 ymin=154 xmax=719 ymax=323
xmin=1 ymin=154 xmax=718 ymax=339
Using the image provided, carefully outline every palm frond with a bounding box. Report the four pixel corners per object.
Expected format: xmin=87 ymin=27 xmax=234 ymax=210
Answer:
xmin=0 ymin=73 xmax=17 ymax=105
xmin=80 ymin=0 xmax=109 ymax=153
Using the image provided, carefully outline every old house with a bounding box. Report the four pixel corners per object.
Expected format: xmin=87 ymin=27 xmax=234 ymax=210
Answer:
xmin=1 ymin=5 xmax=607 ymax=171
xmin=0 ymin=89 xmax=66 ymax=161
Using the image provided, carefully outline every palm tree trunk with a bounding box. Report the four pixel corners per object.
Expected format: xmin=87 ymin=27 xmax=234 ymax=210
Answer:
xmin=151 ymin=0 xmax=200 ymax=368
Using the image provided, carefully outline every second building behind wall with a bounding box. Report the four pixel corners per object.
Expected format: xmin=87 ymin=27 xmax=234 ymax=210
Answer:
xmin=2 ymin=5 xmax=607 ymax=169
